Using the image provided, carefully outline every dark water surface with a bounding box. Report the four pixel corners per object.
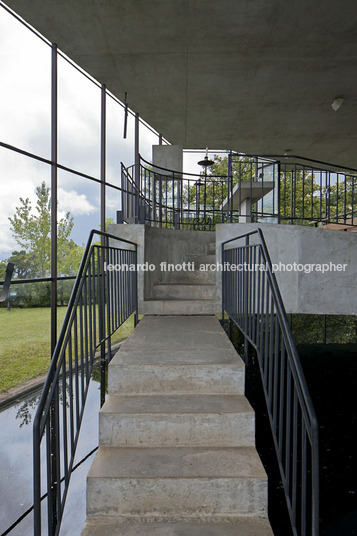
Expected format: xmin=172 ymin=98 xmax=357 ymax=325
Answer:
xmin=242 ymin=337 xmax=357 ymax=536
xmin=1 ymin=340 xmax=356 ymax=536
xmin=0 ymin=377 xmax=101 ymax=535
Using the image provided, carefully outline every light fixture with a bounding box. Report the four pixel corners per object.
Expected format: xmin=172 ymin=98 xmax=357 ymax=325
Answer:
xmin=331 ymin=97 xmax=344 ymax=111
xmin=197 ymin=148 xmax=214 ymax=168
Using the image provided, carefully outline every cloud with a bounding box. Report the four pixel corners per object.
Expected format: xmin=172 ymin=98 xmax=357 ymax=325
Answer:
xmin=58 ymin=188 xmax=96 ymax=216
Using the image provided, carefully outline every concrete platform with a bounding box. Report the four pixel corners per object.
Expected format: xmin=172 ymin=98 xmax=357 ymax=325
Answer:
xmin=87 ymin=446 xmax=267 ymax=517
xmin=81 ymin=516 xmax=274 ymax=536
xmin=99 ymin=394 xmax=255 ymax=447
xmin=152 ymin=283 xmax=216 ymax=300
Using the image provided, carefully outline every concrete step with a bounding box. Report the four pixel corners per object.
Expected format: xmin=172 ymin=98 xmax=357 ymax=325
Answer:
xmin=186 ymin=253 xmax=216 ymax=266
xmin=86 ymin=446 xmax=268 ymax=518
xmin=160 ymin=269 xmax=216 ymax=285
xmin=116 ymin=315 xmax=239 ymax=363
xmin=140 ymin=299 xmax=219 ymax=314
xmin=108 ymin=319 xmax=245 ymax=395
xmin=152 ymin=283 xmax=216 ymax=300
xmin=81 ymin=516 xmax=274 ymax=536
xmin=99 ymin=394 xmax=255 ymax=447
xmin=108 ymin=363 xmax=245 ymax=396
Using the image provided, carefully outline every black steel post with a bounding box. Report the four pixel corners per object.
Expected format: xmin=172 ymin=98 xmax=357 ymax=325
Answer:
xmin=101 ymin=84 xmax=106 ymax=240
xmin=50 ymin=43 xmax=58 ymax=358
xmin=49 ymin=41 xmax=58 ymax=536
xmin=134 ymin=112 xmax=140 ymax=222
xmin=227 ymin=150 xmax=232 ymax=222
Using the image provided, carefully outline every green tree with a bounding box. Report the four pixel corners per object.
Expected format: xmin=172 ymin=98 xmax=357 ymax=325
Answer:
xmin=8 ymin=182 xmax=83 ymax=278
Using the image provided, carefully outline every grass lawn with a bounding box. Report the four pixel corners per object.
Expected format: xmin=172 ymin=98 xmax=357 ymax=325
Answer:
xmin=0 ymin=307 xmax=135 ymax=393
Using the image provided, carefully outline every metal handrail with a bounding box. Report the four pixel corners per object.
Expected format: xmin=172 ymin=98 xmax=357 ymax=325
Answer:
xmin=222 ymin=228 xmax=319 ymax=536
xmin=120 ymin=154 xmax=357 ymax=231
xmin=33 ymin=229 xmax=138 ymax=535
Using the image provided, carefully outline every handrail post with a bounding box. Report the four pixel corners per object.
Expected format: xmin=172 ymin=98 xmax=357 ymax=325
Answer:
xmin=99 ymin=244 xmax=106 ymax=408
xmin=134 ymin=244 xmax=139 ymax=326
xmin=221 ymin=242 xmax=225 ymax=324
xmin=244 ymin=235 xmax=249 ymax=362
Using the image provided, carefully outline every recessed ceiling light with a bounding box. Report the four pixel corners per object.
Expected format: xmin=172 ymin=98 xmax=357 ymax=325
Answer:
xmin=331 ymin=97 xmax=344 ymax=111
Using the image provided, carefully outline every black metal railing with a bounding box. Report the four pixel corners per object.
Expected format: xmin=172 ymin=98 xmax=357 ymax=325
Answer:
xmin=33 ymin=229 xmax=138 ymax=536
xmin=222 ymin=228 xmax=319 ymax=536
xmin=120 ymin=154 xmax=357 ymax=231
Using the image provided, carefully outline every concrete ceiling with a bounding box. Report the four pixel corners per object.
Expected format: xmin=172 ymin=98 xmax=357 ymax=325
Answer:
xmin=6 ymin=0 xmax=357 ymax=168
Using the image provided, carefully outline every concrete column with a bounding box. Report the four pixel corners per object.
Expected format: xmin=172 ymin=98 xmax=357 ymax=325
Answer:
xmin=239 ymin=198 xmax=252 ymax=223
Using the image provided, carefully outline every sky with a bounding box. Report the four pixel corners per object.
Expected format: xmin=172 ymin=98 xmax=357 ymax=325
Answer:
xmin=0 ymin=4 xmax=223 ymax=262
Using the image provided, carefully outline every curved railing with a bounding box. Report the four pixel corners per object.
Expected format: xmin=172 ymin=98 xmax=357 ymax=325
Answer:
xmin=120 ymin=154 xmax=357 ymax=231
xmin=33 ymin=230 xmax=138 ymax=535
xmin=222 ymin=228 xmax=319 ymax=536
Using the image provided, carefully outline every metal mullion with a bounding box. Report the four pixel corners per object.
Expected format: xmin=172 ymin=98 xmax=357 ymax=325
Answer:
xmin=352 ymin=177 xmax=355 ymax=225
xmin=268 ymin=292 xmax=274 ymax=412
xmin=285 ymin=360 xmax=292 ymax=495
xmin=263 ymin=283 xmax=270 ymax=386
xmin=73 ymin=314 xmax=80 ymax=428
xmin=92 ymin=249 xmax=97 ymax=350
xmin=343 ymin=174 xmax=347 ymax=223
xmin=88 ymin=259 xmax=93 ymax=363
xmin=79 ymin=295 xmax=85 ymax=406
xmin=328 ymin=171 xmax=331 ymax=221
xmin=283 ymin=165 xmax=287 ymax=218
xmin=319 ymin=171 xmax=323 ymax=221
xmin=248 ymin=246 xmax=252 ymax=338
xmin=124 ymin=250 xmax=128 ymax=318
xmin=238 ymin=248 xmax=242 ymax=325
xmin=272 ymin=314 xmax=280 ymax=433
xmin=46 ymin=420 xmax=53 ymax=535
xmin=292 ymin=389 xmax=299 ymax=527
xmin=256 ymin=247 xmax=261 ymax=347
xmin=119 ymin=250 xmax=124 ymax=325
xmin=105 ymin=247 xmax=111 ymax=358
xmin=302 ymin=167 xmax=305 ymax=220
xmin=114 ymin=249 xmax=118 ymax=330
xmin=68 ymin=336 xmax=74 ymax=453
xmin=301 ymin=422 xmax=307 ymax=536
xmin=278 ymin=343 xmax=286 ymax=457
xmin=336 ymin=174 xmax=339 ymax=222
xmin=54 ymin=383 xmax=61 ymax=524
xmin=259 ymin=261 xmax=265 ymax=359
xmin=61 ymin=355 xmax=69 ymax=488
xmin=83 ymin=277 xmax=89 ymax=383
xmin=252 ymin=246 xmax=257 ymax=343
xmin=310 ymin=168 xmax=314 ymax=220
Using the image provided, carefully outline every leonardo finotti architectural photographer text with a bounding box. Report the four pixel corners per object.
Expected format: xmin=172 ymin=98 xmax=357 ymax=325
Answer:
xmin=104 ymin=261 xmax=348 ymax=274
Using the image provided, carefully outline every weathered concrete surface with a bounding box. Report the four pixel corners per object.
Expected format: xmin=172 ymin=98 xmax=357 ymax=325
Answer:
xmin=87 ymin=447 xmax=267 ymax=517
xmin=81 ymin=315 xmax=272 ymax=533
xmin=153 ymin=144 xmax=183 ymax=173
xmin=8 ymin=0 xmax=357 ymax=168
xmin=108 ymin=225 xmax=219 ymax=314
xmin=99 ymin=394 xmax=255 ymax=447
xmin=217 ymin=222 xmax=357 ymax=315
xmin=109 ymin=316 xmax=245 ymax=395
xmin=81 ymin=516 xmax=274 ymax=536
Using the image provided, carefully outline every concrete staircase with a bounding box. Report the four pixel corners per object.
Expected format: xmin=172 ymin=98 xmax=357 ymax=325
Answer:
xmin=142 ymin=230 xmax=219 ymax=315
xmin=81 ymin=316 xmax=273 ymax=536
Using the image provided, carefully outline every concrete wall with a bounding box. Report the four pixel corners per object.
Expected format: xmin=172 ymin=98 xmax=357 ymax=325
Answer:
xmin=152 ymin=145 xmax=183 ymax=173
xmin=107 ymin=224 xmax=146 ymax=312
xmin=143 ymin=226 xmax=215 ymax=299
xmin=216 ymin=223 xmax=357 ymax=315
